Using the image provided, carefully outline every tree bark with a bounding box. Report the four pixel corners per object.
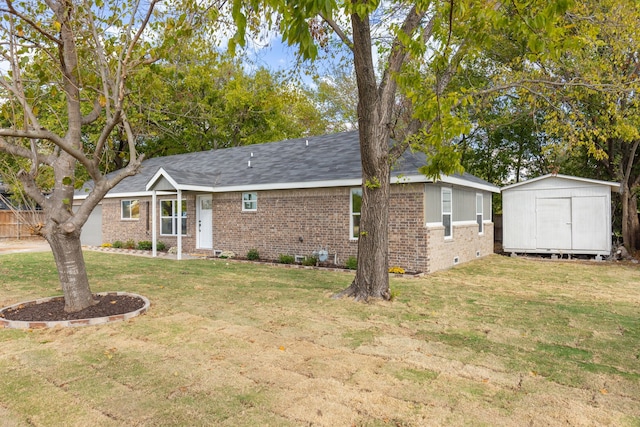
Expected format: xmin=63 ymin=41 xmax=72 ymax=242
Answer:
xmin=621 ymin=183 xmax=640 ymax=250
xmin=333 ymin=9 xmax=392 ymax=301
xmin=335 ymin=129 xmax=392 ymax=301
xmin=44 ymin=224 xmax=96 ymax=312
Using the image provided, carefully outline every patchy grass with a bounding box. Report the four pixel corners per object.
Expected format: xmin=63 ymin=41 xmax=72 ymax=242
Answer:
xmin=0 ymin=252 xmax=639 ymax=426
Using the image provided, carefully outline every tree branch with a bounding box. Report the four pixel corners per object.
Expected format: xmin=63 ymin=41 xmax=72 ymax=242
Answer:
xmin=0 ymin=136 xmax=55 ymax=166
xmin=81 ymin=98 xmax=103 ymax=125
xmin=4 ymin=0 xmax=62 ymax=45
xmin=379 ymin=5 xmax=428 ymax=114
xmin=320 ymin=12 xmax=353 ymax=51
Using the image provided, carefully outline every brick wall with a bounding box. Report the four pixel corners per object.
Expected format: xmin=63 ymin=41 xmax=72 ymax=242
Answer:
xmin=212 ymin=187 xmax=358 ymax=265
xmin=426 ymin=222 xmax=495 ymax=273
xmin=101 ymin=183 xmax=494 ymax=274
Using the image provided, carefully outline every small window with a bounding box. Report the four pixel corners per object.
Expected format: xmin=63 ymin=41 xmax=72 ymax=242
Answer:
xmin=350 ymin=188 xmax=362 ymax=239
xmin=242 ymin=192 xmax=257 ymax=211
xmin=160 ymin=199 xmax=187 ymax=236
xmin=442 ymin=188 xmax=452 ymax=238
xmin=476 ymin=193 xmax=483 ymax=234
xmin=121 ymin=200 xmax=140 ymax=220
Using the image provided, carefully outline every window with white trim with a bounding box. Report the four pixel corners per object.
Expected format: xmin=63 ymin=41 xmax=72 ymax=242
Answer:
xmin=476 ymin=193 xmax=484 ymax=234
xmin=242 ymin=192 xmax=257 ymax=211
xmin=442 ymin=188 xmax=452 ymax=238
xmin=350 ymin=188 xmax=362 ymax=239
xmin=160 ymin=199 xmax=187 ymax=236
xmin=121 ymin=200 xmax=140 ymax=220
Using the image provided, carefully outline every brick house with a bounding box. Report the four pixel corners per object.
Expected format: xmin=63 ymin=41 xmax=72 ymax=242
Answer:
xmin=78 ymin=131 xmax=499 ymax=274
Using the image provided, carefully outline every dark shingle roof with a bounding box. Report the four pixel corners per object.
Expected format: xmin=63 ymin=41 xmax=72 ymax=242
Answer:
xmin=103 ymin=131 xmax=497 ymax=195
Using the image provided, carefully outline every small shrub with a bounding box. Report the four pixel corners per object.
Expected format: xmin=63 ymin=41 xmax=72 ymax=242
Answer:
xmin=345 ymin=256 xmax=357 ymax=270
xmin=156 ymin=241 xmax=167 ymax=251
xmin=278 ymin=254 xmax=295 ymax=264
xmin=246 ymin=248 xmax=260 ymax=260
xmin=219 ymin=250 xmax=236 ymax=259
xmin=137 ymin=241 xmax=153 ymax=250
xmin=112 ymin=240 xmax=123 ymax=249
xmin=302 ymin=256 xmax=317 ymax=266
xmin=100 ymin=243 xmax=112 ymax=248
xmin=388 ymin=266 xmax=406 ymax=274
xmin=124 ymin=239 xmax=136 ymax=249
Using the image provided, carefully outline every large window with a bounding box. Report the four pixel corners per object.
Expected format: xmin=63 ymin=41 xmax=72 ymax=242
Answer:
xmin=350 ymin=188 xmax=362 ymax=239
xmin=476 ymin=193 xmax=484 ymax=234
xmin=161 ymin=199 xmax=187 ymax=236
xmin=442 ymin=188 xmax=452 ymax=238
xmin=242 ymin=192 xmax=257 ymax=211
xmin=121 ymin=200 xmax=139 ymax=220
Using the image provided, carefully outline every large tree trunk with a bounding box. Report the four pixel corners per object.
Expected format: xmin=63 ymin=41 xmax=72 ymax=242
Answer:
xmin=621 ymin=184 xmax=640 ymax=251
xmin=333 ymin=10 xmax=391 ymax=301
xmin=335 ymin=129 xmax=392 ymax=301
xmin=44 ymin=223 xmax=96 ymax=313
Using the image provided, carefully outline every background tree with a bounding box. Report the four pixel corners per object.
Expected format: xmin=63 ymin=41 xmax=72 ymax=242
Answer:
xmin=459 ymin=104 xmax=551 ymax=187
xmin=312 ymin=63 xmax=358 ymax=132
xmin=483 ymin=0 xmax=640 ymax=250
xmin=135 ymin=59 xmax=328 ymax=158
xmin=0 ymin=0 xmax=203 ymax=312
xmin=231 ymin=0 xmax=572 ymax=301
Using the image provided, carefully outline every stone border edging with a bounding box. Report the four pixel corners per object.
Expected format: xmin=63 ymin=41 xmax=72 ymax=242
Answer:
xmin=0 ymin=292 xmax=150 ymax=330
xmin=219 ymin=258 xmax=425 ymax=278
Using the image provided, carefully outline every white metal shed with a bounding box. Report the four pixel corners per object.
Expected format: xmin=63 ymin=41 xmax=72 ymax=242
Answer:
xmin=502 ymin=174 xmax=620 ymax=256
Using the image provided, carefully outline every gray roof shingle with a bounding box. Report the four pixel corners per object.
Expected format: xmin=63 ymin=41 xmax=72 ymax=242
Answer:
xmin=101 ymin=131 xmax=496 ymax=194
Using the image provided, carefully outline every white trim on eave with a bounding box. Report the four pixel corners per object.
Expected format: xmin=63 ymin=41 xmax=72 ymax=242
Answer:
xmin=502 ymin=173 xmax=620 ymax=192
xmin=74 ymin=173 xmax=499 ymax=200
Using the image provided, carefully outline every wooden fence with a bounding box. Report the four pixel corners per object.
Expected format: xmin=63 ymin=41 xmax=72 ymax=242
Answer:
xmin=0 ymin=210 xmax=46 ymax=240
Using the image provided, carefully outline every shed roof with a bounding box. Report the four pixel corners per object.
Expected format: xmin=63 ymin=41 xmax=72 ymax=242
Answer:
xmin=86 ymin=131 xmax=499 ymax=198
xmin=501 ymin=173 xmax=620 ymax=192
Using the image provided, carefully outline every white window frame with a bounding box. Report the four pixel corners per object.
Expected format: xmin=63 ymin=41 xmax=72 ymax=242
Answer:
xmin=476 ymin=193 xmax=484 ymax=234
xmin=350 ymin=188 xmax=362 ymax=240
xmin=121 ymin=199 xmax=140 ymax=220
xmin=160 ymin=199 xmax=187 ymax=236
xmin=442 ymin=187 xmax=452 ymax=239
xmin=242 ymin=192 xmax=257 ymax=211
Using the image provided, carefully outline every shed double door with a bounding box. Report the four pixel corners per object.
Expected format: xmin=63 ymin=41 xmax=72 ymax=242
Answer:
xmin=535 ymin=196 xmax=608 ymax=251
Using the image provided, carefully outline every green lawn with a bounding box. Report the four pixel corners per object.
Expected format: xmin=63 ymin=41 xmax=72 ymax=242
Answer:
xmin=1 ymin=252 xmax=639 ymax=426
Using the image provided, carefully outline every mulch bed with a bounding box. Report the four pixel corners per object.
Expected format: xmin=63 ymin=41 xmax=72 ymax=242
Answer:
xmin=0 ymin=294 xmax=145 ymax=322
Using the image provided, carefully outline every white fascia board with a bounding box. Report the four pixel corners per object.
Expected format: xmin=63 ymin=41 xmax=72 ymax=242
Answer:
xmin=210 ymin=178 xmax=362 ymax=192
xmin=146 ymin=167 xmax=178 ymax=191
xmin=76 ymin=174 xmax=498 ymax=199
xmin=502 ymin=173 xmax=620 ymax=191
xmin=145 ymin=168 xmax=216 ymax=193
xmin=393 ymin=173 xmax=499 ymax=193
xmin=85 ymin=190 xmax=174 ymax=199
xmin=438 ymin=175 xmax=501 ymax=193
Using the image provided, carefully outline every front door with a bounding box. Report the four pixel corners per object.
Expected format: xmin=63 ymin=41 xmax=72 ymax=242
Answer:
xmin=197 ymin=195 xmax=213 ymax=249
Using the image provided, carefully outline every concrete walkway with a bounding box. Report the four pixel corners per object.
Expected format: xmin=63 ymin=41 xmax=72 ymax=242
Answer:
xmin=0 ymin=239 xmax=200 ymax=260
xmin=0 ymin=238 xmax=50 ymax=255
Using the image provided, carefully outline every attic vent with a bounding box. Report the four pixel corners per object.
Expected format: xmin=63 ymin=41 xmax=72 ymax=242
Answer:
xmin=250 ymin=152 xmax=253 ymax=157
xmin=248 ymin=160 xmax=252 ymax=168
xmin=305 ymin=139 xmax=308 ymax=147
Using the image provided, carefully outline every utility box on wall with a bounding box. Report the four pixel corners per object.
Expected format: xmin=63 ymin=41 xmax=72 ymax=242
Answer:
xmin=502 ymin=174 xmax=620 ymax=256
